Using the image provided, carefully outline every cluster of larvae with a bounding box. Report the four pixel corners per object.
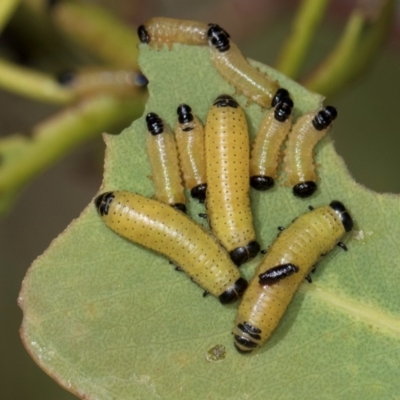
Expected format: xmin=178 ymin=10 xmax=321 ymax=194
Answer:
xmin=95 ymin=17 xmax=353 ymax=353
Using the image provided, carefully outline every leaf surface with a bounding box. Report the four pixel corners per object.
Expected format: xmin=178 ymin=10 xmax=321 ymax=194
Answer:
xmin=19 ymin=44 xmax=400 ymax=400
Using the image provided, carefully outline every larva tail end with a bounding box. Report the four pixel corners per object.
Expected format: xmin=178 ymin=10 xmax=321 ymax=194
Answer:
xmin=233 ymin=342 xmax=254 ymax=354
xmin=172 ymin=203 xmax=187 ymax=213
xmin=330 ymin=200 xmax=353 ymax=232
xmin=137 ymin=25 xmax=150 ymax=43
xmin=95 ymin=192 xmax=115 ymax=216
xmin=190 ymin=184 xmax=207 ymax=203
xmin=230 ymin=241 xmax=260 ymax=266
xmin=250 ymin=176 xmax=274 ymax=191
xmin=219 ymin=278 xmax=248 ymax=304
xmin=293 ymin=181 xmax=317 ymax=198
xmin=233 ymin=335 xmax=258 ymax=352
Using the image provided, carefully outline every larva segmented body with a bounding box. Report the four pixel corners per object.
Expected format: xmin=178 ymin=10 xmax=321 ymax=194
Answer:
xmin=283 ymin=106 xmax=338 ymax=198
xmin=208 ymin=25 xmax=280 ymax=108
xmin=250 ymin=89 xmax=294 ymax=190
xmin=233 ymin=201 xmax=353 ymax=352
xmin=95 ymin=191 xmax=248 ymax=304
xmin=138 ymin=17 xmax=210 ymax=49
xmin=146 ymin=112 xmax=186 ymax=212
xmin=175 ymin=104 xmax=207 ymax=203
xmin=57 ymin=68 xmax=148 ymax=97
xmin=205 ymin=94 xmax=260 ymax=266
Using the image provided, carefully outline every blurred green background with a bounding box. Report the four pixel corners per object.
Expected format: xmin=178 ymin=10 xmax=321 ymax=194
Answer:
xmin=0 ymin=1 xmax=399 ymax=399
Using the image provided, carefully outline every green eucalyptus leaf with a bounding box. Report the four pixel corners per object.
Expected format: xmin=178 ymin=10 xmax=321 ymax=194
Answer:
xmin=19 ymin=44 xmax=400 ymax=399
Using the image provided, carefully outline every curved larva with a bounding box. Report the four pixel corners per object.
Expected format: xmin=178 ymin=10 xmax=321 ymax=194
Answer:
xmin=208 ymin=25 xmax=280 ymax=108
xmin=250 ymin=89 xmax=294 ymax=190
xmin=175 ymin=104 xmax=207 ymax=203
xmin=146 ymin=112 xmax=186 ymax=212
xmin=205 ymin=94 xmax=260 ymax=266
xmin=138 ymin=17 xmax=210 ymax=49
xmin=95 ymin=191 xmax=248 ymax=304
xmin=232 ymin=201 xmax=353 ymax=353
xmin=57 ymin=68 xmax=148 ymax=97
xmin=283 ymin=106 xmax=338 ymax=198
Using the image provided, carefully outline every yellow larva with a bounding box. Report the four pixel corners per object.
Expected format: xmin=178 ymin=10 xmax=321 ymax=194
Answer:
xmin=250 ymin=89 xmax=294 ymax=190
xmin=146 ymin=112 xmax=186 ymax=212
xmin=232 ymin=201 xmax=353 ymax=352
xmin=95 ymin=191 xmax=248 ymax=304
xmin=57 ymin=68 xmax=148 ymax=97
xmin=283 ymin=106 xmax=338 ymax=198
xmin=138 ymin=17 xmax=211 ymax=49
xmin=175 ymin=104 xmax=207 ymax=203
xmin=208 ymin=24 xmax=280 ymax=108
xmin=205 ymin=94 xmax=260 ymax=266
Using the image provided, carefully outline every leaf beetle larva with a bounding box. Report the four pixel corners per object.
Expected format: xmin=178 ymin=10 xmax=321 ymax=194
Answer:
xmin=233 ymin=200 xmax=353 ymax=353
xmin=283 ymin=106 xmax=338 ymax=198
xmin=205 ymin=94 xmax=260 ymax=266
xmin=175 ymin=104 xmax=207 ymax=203
xmin=146 ymin=112 xmax=187 ymax=212
xmin=250 ymin=88 xmax=294 ymax=190
xmin=95 ymin=191 xmax=248 ymax=304
xmin=207 ymin=24 xmax=280 ymax=108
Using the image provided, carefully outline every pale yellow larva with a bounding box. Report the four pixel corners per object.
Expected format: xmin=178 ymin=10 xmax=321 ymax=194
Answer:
xmin=146 ymin=112 xmax=186 ymax=212
xmin=208 ymin=25 xmax=280 ymax=108
xmin=233 ymin=201 xmax=353 ymax=352
xmin=205 ymin=94 xmax=260 ymax=266
xmin=138 ymin=17 xmax=211 ymax=49
xmin=95 ymin=191 xmax=248 ymax=304
xmin=250 ymin=89 xmax=294 ymax=190
xmin=283 ymin=106 xmax=338 ymax=198
xmin=175 ymin=104 xmax=207 ymax=203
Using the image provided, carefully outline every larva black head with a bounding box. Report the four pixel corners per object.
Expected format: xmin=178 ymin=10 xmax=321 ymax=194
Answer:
xmin=218 ymin=277 xmax=248 ymax=304
xmin=57 ymin=70 xmax=75 ymax=86
xmin=274 ymin=97 xmax=294 ymax=122
xmin=330 ymin=200 xmax=353 ymax=232
xmin=177 ymin=104 xmax=194 ymax=124
xmin=95 ymin=192 xmax=115 ymax=216
xmin=250 ymin=175 xmax=274 ymax=191
xmin=312 ymin=106 xmax=338 ymax=131
xmin=213 ymin=94 xmax=238 ymax=108
xmin=137 ymin=25 xmax=150 ymax=43
xmin=207 ymin=24 xmax=230 ymax=52
xmin=146 ymin=112 xmax=164 ymax=135
xmin=190 ymin=183 xmax=207 ymax=203
xmin=230 ymin=241 xmax=260 ymax=266
xmin=172 ymin=203 xmax=187 ymax=213
xmin=271 ymin=88 xmax=290 ymax=107
xmin=293 ymin=181 xmax=317 ymax=198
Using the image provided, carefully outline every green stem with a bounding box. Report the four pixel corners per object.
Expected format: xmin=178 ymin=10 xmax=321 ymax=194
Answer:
xmin=0 ymin=58 xmax=76 ymax=104
xmin=303 ymin=0 xmax=395 ymax=97
xmin=274 ymin=0 xmax=330 ymax=79
xmin=51 ymin=1 xmax=139 ymax=69
xmin=0 ymin=94 xmax=145 ymax=216
xmin=0 ymin=0 xmax=20 ymax=32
